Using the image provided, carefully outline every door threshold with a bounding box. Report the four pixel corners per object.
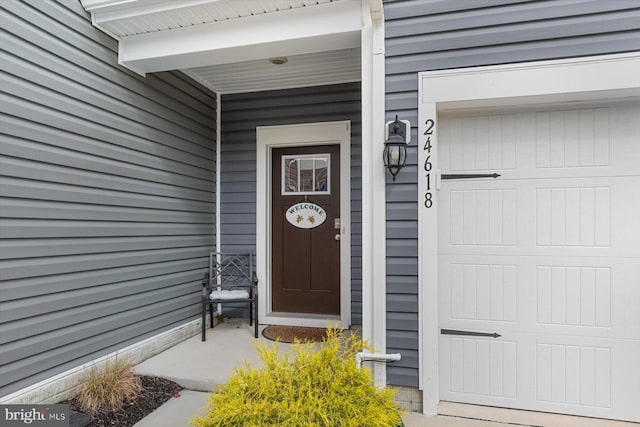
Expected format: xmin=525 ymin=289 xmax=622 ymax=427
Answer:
xmin=438 ymin=402 xmax=636 ymax=427
xmin=264 ymin=312 xmax=343 ymax=328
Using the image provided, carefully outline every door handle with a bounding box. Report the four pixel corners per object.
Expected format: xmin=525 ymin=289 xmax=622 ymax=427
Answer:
xmin=441 ymin=329 xmax=501 ymax=338
xmin=335 ymin=234 xmax=341 ymax=241
xmin=440 ymin=173 xmax=500 ymax=180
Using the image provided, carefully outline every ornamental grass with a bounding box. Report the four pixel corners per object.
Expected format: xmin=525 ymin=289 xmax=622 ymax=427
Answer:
xmin=74 ymin=356 xmax=142 ymax=416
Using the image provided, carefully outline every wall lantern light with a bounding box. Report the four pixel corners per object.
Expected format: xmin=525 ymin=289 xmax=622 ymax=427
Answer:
xmin=383 ymin=115 xmax=410 ymax=181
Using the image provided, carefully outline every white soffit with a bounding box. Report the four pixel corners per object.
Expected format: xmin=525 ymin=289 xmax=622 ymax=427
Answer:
xmin=183 ymin=48 xmax=361 ymax=94
xmin=81 ymin=0 xmax=363 ymax=91
xmin=82 ymin=0 xmax=340 ymax=38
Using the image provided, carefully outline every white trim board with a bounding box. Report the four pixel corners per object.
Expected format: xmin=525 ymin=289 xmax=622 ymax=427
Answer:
xmin=256 ymin=121 xmax=351 ymax=329
xmin=417 ymin=52 xmax=640 ymax=416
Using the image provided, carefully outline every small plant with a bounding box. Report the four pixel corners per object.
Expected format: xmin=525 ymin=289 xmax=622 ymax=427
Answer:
xmin=191 ymin=327 xmax=402 ymax=427
xmin=74 ymin=356 xmax=142 ymax=415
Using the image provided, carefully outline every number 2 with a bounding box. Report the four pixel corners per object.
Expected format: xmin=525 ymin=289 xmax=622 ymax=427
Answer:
xmin=424 ymin=119 xmax=434 ymax=135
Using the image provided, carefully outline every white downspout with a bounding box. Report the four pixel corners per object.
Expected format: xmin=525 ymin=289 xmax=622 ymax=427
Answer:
xmin=361 ymin=0 xmax=388 ymax=388
xmin=215 ymin=93 xmax=222 ymax=314
xmin=356 ymin=352 xmax=402 ymax=370
xmin=215 ymin=92 xmax=222 ymax=254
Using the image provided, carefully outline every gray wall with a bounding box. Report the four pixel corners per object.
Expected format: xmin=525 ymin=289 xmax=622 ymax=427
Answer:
xmin=383 ymin=0 xmax=640 ymax=387
xmin=220 ymin=83 xmax=363 ymax=323
xmin=0 ymin=0 xmax=216 ymax=396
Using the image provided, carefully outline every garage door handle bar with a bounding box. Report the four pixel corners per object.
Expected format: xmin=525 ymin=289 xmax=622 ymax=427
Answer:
xmin=441 ymin=329 xmax=501 ymax=338
xmin=441 ymin=173 xmax=501 ymax=180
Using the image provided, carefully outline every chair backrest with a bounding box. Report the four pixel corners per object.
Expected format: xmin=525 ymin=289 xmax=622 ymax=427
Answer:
xmin=209 ymin=252 xmax=254 ymax=288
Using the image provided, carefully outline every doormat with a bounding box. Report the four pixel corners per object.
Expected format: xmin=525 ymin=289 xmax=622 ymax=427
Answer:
xmin=262 ymin=325 xmax=337 ymax=343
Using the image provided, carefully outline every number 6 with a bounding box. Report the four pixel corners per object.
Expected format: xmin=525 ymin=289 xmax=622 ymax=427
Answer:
xmin=424 ymin=155 xmax=432 ymax=172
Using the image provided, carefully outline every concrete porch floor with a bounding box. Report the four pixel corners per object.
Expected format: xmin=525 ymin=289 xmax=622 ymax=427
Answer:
xmin=132 ymin=320 xmax=634 ymax=427
xmin=134 ymin=319 xmax=280 ymax=392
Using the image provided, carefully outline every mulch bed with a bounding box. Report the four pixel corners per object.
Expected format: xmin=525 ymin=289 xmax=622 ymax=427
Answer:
xmin=261 ymin=325 xmax=336 ymax=343
xmin=66 ymin=376 xmax=182 ymax=427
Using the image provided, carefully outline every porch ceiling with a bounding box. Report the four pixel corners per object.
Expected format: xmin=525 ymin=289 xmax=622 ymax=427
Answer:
xmin=183 ymin=48 xmax=361 ymax=94
xmin=81 ymin=0 xmax=363 ymax=93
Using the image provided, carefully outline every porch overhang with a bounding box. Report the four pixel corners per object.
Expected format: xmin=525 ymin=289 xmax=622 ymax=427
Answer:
xmin=122 ymin=3 xmax=360 ymax=75
xmin=80 ymin=0 xmax=364 ymax=93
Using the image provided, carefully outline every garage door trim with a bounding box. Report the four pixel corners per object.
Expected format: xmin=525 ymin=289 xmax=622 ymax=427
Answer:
xmin=417 ymin=52 xmax=640 ymax=416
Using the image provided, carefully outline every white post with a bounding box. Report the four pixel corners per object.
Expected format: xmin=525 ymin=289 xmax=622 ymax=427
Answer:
xmin=361 ymin=0 xmax=387 ymax=388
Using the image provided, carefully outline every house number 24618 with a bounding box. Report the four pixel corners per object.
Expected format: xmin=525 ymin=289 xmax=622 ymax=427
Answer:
xmin=423 ymin=119 xmax=434 ymax=208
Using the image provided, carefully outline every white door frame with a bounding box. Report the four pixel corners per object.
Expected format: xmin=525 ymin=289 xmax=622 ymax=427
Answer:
xmin=256 ymin=121 xmax=351 ymax=328
xmin=417 ymin=52 xmax=640 ymax=415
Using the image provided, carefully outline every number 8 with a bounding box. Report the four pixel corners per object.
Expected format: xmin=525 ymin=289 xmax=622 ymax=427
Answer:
xmin=425 ymin=192 xmax=433 ymax=208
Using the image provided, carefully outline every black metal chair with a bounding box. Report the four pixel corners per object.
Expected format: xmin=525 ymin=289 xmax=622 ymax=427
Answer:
xmin=201 ymin=252 xmax=258 ymax=340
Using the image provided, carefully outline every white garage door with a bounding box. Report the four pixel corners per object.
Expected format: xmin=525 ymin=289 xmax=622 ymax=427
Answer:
xmin=437 ymin=102 xmax=640 ymax=422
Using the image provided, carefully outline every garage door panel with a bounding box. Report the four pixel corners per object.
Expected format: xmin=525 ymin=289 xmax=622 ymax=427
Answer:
xmin=531 ymin=334 xmax=639 ymax=420
xmin=439 ymin=177 xmax=640 ymax=257
xmin=535 ymin=178 xmax=640 ymax=251
xmin=441 ymin=260 xmax=518 ymax=323
xmin=535 ymin=108 xmax=611 ymax=169
xmin=440 ymin=336 xmax=518 ymax=399
xmin=440 ymin=104 xmax=640 ymax=178
xmin=535 ymin=186 xmax=606 ymax=247
xmin=440 ymin=332 xmax=639 ymax=420
xmin=440 ymin=113 xmax=519 ymax=173
xmin=438 ymin=102 xmax=639 ymax=421
xmin=536 ymin=341 xmax=611 ymax=408
xmin=447 ymin=188 xmax=518 ymax=247
xmin=536 ymin=265 xmax=611 ymax=328
xmin=441 ymin=255 xmax=638 ymax=339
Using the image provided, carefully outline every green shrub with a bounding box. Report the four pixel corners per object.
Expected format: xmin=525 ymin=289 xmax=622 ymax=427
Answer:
xmin=191 ymin=327 xmax=402 ymax=427
xmin=73 ymin=357 xmax=142 ymax=415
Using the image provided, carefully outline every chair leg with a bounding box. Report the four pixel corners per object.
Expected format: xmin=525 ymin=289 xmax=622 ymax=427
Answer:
xmin=201 ymin=300 xmax=206 ymax=342
xmin=254 ymin=297 xmax=259 ymax=339
xmin=249 ymin=301 xmax=253 ymax=326
xmin=210 ymin=304 xmax=214 ymax=328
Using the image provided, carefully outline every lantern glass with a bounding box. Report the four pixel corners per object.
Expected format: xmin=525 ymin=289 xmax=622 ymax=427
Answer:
xmin=383 ymin=142 xmax=407 ymax=180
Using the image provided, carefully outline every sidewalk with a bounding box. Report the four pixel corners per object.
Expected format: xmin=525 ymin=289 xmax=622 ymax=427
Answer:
xmin=131 ymin=320 xmax=515 ymax=427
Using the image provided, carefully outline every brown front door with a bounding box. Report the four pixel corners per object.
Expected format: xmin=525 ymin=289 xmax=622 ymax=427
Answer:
xmin=271 ymin=145 xmax=340 ymax=315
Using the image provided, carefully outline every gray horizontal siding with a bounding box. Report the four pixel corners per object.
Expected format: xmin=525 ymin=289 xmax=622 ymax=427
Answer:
xmin=0 ymin=0 xmax=216 ymax=397
xmin=385 ymin=0 xmax=640 ymax=88
xmin=383 ymin=0 xmax=640 ymax=387
xmin=220 ymin=83 xmax=362 ymax=323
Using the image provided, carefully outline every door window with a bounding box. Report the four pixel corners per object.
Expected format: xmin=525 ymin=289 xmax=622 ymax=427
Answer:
xmin=282 ymin=154 xmax=330 ymax=195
